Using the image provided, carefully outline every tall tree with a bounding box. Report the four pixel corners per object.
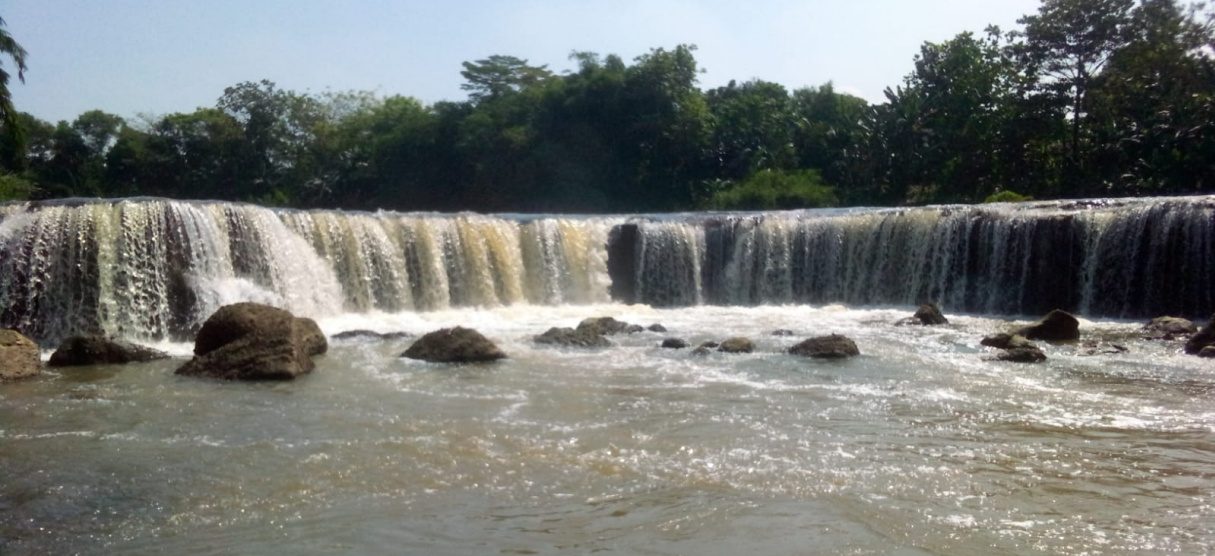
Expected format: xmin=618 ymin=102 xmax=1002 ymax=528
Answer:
xmin=1016 ymin=0 xmax=1133 ymax=174
xmin=0 ymin=16 xmax=27 ymax=141
xmin=460 ymin=55 xmax=553 ymax=103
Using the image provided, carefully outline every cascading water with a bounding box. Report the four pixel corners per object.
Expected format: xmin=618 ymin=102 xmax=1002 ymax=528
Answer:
xmin=613 ymin=196 xmax=1215 ymax=318
xmin=2 ymin=195 xmax=1213 ymax=344
xmin=0 ymin=199 xmax=614 ymax=344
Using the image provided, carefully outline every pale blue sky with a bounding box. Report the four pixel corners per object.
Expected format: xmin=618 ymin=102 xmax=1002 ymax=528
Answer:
xmin=5 ymin=0 xmax=1041 ymax=124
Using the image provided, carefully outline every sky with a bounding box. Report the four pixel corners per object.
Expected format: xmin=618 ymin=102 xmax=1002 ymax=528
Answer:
xmin=5 ymin=0 xmax=1042 ymax=124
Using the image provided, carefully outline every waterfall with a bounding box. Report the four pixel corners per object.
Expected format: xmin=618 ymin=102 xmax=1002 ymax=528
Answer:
xmin=610 ymin=197 xmax=1215 ymax=318
xmin=0 ymin=199 xmax=613 ymax=344
xmin=2 ymin=196 xmax=1213 ymax=344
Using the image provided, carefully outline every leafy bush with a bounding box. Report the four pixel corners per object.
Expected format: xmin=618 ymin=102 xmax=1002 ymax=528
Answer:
xmin=983 ymin=190 xmax=1032 ymax=203
xmin=0 ymin=173 xmax=34 ymax=201
xmin=705 ymin=169 xmax=837 ymax=210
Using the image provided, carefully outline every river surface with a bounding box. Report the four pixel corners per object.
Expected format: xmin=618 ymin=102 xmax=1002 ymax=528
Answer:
xmin=2 ymin=304 xmax=1213 ymax=554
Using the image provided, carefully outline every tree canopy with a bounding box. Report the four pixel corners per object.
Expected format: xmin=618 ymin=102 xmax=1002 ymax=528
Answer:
xmin=2 ymin=0 xmax=1213 ymax=209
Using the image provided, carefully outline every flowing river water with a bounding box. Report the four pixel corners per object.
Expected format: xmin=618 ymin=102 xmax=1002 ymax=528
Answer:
xmin=2 ymin=305 xmax=1212 ymax=554
xmin=1 ymin=198 xmax=1213 ymax=554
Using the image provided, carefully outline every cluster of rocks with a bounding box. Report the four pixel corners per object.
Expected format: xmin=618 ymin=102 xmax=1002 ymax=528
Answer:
xmin=7 ymin=300 xmax=1214 ymax=385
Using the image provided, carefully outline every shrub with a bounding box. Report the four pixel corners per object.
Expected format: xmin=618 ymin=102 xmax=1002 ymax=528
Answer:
xmin=705 ymin=169 xmax=837 ymax=210
xmin=983 ymin=190 xmax=1032 ymax=203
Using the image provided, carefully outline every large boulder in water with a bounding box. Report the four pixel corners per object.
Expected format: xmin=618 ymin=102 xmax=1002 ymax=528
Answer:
xmin=898 ymin=303 xmax=949 ymax=326
xmin=789 ymin=334 xmax=860 ymax=359
xmin=1143 ymin=316 xmax=1196 ymax=340
xmin=176 ymin=303 xmax=327 ymax=380
xmin=660 ymin=337 xmax=689 ymax=349
xmin=1015 ymin=310 xmax=1080 ymax=342
xmin=403 ymin=327 xmax=506 ymax=363
xmin=718 ymin=337 xmax=755 ymax=353
xmin=48 ymin=336 xmax=170 ymax=367
xmin=576 ymin=317 xmax=637 ymax=336
xmin=1184 ymin=316 xmax=1215 ymax=355
xmin=0 ymin=329 xmax=41 ymax=380
xmin=534 ymin=327 xmax=611 ymax=348
xmin=997 ymin=346 xmax=1047 ymax=363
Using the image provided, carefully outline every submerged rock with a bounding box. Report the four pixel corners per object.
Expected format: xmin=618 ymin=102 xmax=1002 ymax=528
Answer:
xmin=980 ymin=333 xmax=1034 ymax=350
xmin=331 ymin=330 xmax=413 ymax=341
xmin=997 ymin=346 xmax=1047 ymax=363
xmin=1015 ymin=309 xmax=1080 ymax=341
xmin=48 ymin=336 xmax=170 ymax=367
xmin=1199 ymin=346 xmax=1215 ymax=358
xmin=898 ymin=303 xmax=949 ymax=326
xmin=691 ymin=341 xmax=718 ymax=356
xmin=176 ymin=303 xmax=327 ymax=381
xmin=1079 ymin=341 xmax=1128 ymax=356
xmin=1143 ymin=316 xmax=1196 ymax=338
xmin=534 ymin=327 xmax=611 ymax=348
xmin=770 ymin=329 xmax=795 ymax=336
xmin=0 ymin=329 xmax=41 ymax=380
xmin=718 ymin=337 xmax=755 ymax=353
xmin=660 ymin=338 xmax=689 ymax=349
xmin=403 ymin=327 xmax=506 ymax=363
xmin=789 ymin=334 xmax=860 ymax=359
xmin=1184 ymin=316 xmax=1215 ymax=355
xmin=647 ymin=324 xmax=668 ymax=333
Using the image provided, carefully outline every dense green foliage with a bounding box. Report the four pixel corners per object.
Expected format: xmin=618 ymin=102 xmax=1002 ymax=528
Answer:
xmin=2 ymin=0 xmax=1213 ymax=210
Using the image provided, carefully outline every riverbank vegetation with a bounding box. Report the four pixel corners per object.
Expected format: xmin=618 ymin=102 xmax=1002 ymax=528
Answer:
xmin=1 ymin=0 xmax=1212 ymax=212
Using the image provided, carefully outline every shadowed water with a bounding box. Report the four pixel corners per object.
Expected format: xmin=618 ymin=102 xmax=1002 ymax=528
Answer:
xmin=3 ymin=305 xmax=1212 ymax=554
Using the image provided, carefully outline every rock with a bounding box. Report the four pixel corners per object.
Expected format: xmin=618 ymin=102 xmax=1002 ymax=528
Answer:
xmin=660 ymin=338 xmax=689 ymax=349
xmin=717 ymin=337 xmax=754 ymax=353
xmin=1184 ymin=316 xmax=1215 ymax=355
xmin=534 ymin=327 xmax=611 ymax=348
xmin=1143 ymin=316 xmax=1196 ymax=337
xmin=980 ymin=333 xmax=1034 ymax=350
xmin=624 ymin=324 xmax=645 ymax=334
xmin=48 ymin=336 xmax=170 ymax=367
xmin=913 ymin=303 xmax=949 ymax=325
xmin=1015 ymin=310 xmax=1080 ymax=342
xmin=1199 ymin=346 xmax=1215 ymax=358
xmin=770 ymin=329 xmax=795 ymax=336
xmin=0 ymin=329 xmax=41 ymax=380
xmin=647 ymin=324 xmax=667 ymax=333
xmin=1080 ymin=341 xmax=1128 ymax=356
xmin=402 ymin=327 xmax=506 ymax=363
xmin=576 ymin=317 xmax=633 ymax=337
xmin=176 ymin=303 xmax=328 ymax=380
xmin=331 ymin=330 xmax=412 ymax=341
xmin=789 ymin=334 xmax=860 ymax=359
xmin=690 ymin=341 xmax=719 ymax=356
xmin=997 ymin=346 xmax=1047 ymax=363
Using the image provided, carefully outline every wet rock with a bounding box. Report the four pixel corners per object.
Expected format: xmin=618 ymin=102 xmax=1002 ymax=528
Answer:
xmin=980 ymin=333 xmax=1034 ymax=350
xmin=1079 ymin=341 xmax=1128 ymax=356
xmin=331 ymin=330 xmax=413 ymax=341
xmin=770 ymin=329 xmax=795 ymax=336
xmin=1184 ymin=316 xmax=1215 ymax=355
xmin=403 ymin=327 xmax=506 ymax=363
xmin=647 ymin=324 xmax=667 ymax=333
xmin=898 ymin=303 xmax=949 ymax=326
xmin=0 ymin=329 xmax=41 ymax=380
xmin=1015 ymin=309 xmax=1080 ymax=342
xmin=176 ymin=303 xmax=328 ymax=380
xmin=997 ymin=346 xmax=1047 ymax=363
xmin=691 ymin=341 xmax=719 ymax=356
xmin=718 ymin=337 xmax=754 ymax=354
xmin=1198 ymin=346 xmax=1215 ymax=358
xmin=660 ymin=338 xmax=689 ymax=349
xmin=48 ymin=336 xmax=170 ymax=367
xmin=624 ymin=324 xmax=645 ymax=334
xmin=576 ymin=317 xmax=634 ymax=336
xmin=1143 ymin=316 xmax=1196 ymax=338
xmin=534 ymin=327 xmax=611 ymax=348
xmin=789 ymin=334 xmax=860 ymax=359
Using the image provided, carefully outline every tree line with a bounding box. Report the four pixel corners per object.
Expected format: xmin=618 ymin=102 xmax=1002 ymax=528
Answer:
xmin=1 ymin=0 xmax=1213 ymax=212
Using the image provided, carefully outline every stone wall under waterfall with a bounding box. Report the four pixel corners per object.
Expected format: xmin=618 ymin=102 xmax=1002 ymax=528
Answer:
xmin=1 ymin=196 xmax=1212 ymax=344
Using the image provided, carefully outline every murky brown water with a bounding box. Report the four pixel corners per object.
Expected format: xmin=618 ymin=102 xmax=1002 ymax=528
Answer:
xmin=2 ymin=305 xmax=1212 ymax=554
